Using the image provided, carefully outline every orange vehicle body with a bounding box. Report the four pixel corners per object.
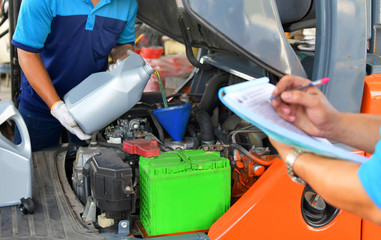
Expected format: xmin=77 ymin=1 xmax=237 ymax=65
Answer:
xmin=361 ymin=74 xmax=381 ymax=115
xmin=207 ymin=74 xmax=381 ymax=240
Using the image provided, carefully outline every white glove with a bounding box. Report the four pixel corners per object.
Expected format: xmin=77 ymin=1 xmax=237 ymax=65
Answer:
xmin=108 ymin=58 xmax=122 ymax=71
xmin=51 ymin=100 xmax=91 ymax=140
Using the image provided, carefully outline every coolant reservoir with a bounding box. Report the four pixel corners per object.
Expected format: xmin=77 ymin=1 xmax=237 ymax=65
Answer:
xmin=64 ymin=53 xmax=154 ymax=134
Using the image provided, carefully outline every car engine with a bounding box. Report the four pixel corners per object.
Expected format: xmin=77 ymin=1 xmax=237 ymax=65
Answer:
xmin=65 ymin=72 xmax=278 ymax=235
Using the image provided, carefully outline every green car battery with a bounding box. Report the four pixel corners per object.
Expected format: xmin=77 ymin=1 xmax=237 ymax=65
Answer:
xmin=139 ymin=149 xmax=231 ymax=236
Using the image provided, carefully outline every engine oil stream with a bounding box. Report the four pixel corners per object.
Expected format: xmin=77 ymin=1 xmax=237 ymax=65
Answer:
xmin=154 ymin=69 xmax=168 ymax=108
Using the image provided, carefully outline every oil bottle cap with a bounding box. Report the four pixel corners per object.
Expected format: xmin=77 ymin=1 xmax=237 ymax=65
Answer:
xmin=143 ymin=64 xmax=154 ymax=75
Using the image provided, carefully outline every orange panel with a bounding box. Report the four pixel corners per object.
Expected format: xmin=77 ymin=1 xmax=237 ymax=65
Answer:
xmin=362 ymin=219 xmax=381 ymax=239
xmin=361 ymin=74 xmax=381 ymax=114
xmin=208 ymin=158 xmax=362 ymax=240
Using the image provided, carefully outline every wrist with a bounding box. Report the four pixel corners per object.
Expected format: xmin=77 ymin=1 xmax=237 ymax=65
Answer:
xmin=321 ymin=111 xmax=343 ymax=140
xmin=50 ymin=100 xmax=63 ymax=112
xmin=285 ymin=149 xmax=306 ymax=185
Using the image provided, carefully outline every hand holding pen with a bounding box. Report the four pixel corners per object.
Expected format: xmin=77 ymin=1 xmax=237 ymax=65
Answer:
xmin=270 ymin=75 xmax=337 ymax=138
xmin=270 ymin=77 xmax=330 ymax=100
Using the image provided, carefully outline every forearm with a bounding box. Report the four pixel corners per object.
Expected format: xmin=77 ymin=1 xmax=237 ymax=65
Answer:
xmin=327 ymin=112 xmax=381 ymax=153
xmin=110 ymin=43 xmax=134 ymax=63
xmin=17 ymin=48 xmax=60 ymax=108
xmin=294 ymin=153 xmax=381 ymax=224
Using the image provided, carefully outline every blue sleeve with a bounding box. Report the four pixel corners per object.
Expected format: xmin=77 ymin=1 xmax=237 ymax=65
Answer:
xmin=11 ymin=0 xmax=53 ymax=52
xmin=117 ymin=0 xmax=138 ymax=45
xmin=358 ymin=128 xmax=381 ymax=209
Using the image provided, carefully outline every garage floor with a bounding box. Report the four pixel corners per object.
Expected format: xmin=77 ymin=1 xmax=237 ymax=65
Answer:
xmin=0 ymin=148 xmax=104 ymax=240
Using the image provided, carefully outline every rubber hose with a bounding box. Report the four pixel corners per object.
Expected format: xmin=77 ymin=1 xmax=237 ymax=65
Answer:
xmin=82 ymin=162 xmax=91 ymax=204
xmin=199 ymin=73 xmax=229 ymax=115
xmin=194 ymin=108 xmax=215 ymax=143
xmin=187 ymin=125 xmax=200 ymax=149
xmin=230 ymin=143 xmax=273 ymax=166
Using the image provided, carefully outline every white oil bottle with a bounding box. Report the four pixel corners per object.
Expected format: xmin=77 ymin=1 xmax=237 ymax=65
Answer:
xmin=64 ymin=53 xmax=153 ymax=134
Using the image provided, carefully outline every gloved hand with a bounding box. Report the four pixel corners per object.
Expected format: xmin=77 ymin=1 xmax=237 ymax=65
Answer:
xmin=50 ymin=100 xmax=91 ymax=140
xmin=108 ymin=58 xmax=122 ymax=71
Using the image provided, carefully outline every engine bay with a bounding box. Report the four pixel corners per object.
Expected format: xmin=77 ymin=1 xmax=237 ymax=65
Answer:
xmin=63 ymin=72 xmax=279 ymax=237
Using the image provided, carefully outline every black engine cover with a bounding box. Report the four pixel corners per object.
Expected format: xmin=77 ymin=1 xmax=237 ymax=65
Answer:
xmin=85 ymin=149 xmax=136 ymax=213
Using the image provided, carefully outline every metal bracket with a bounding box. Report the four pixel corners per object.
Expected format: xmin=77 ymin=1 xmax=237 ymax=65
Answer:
xmin=82 ymin=196 xmax=97 ymax=223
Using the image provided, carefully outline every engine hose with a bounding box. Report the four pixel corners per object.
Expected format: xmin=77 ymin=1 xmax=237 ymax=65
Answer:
xmin=194 ymin=107 xmax=215 ymax=144
xmin=149 ymin=109 xmax=165 ymax=143
xmin=187 ymin=125 xmax=200 ymax=149
xmin=199 ymin=73 xmax=229 ymax=115
xmin=230 ymin=143 xmax=273 ymax=166
xmin=82 ymin=162 xmax=91 ymax=204
xmin=192 ymin=73 xmax=230 ymax=144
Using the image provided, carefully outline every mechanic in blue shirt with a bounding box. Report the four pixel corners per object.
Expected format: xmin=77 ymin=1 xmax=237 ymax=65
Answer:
xmin=11 ymin=0 xmax=138 ymax=151
xmin=270 ymin=74 xmax=381 ymax=225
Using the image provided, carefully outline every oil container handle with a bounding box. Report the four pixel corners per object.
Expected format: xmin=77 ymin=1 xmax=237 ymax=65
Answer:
xmin=0 ymin=100 xmax=31 ymax=159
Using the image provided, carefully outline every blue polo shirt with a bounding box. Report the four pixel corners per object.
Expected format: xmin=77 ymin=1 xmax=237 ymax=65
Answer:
xmin=358 ymin=128 xmax=381 ymax=209
xmin=11 ymin=0 xmax=138 ymax=116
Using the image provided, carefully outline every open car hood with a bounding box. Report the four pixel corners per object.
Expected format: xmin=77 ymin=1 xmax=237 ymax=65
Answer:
xmin=137 ymin=0 xmax=315 ymax=77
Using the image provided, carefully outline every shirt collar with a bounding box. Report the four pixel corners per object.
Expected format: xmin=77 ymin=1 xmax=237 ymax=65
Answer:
xmin=82 ymin=0 xmax=112 ymax=7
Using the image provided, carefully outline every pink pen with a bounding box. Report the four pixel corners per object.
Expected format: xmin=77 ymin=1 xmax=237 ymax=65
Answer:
xmin=270 ymin=77 xmax=330 ymax=100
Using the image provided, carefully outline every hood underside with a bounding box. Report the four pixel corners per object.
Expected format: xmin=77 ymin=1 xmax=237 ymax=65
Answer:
xmin=137 ymin=0 xmax=315 ymax=77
